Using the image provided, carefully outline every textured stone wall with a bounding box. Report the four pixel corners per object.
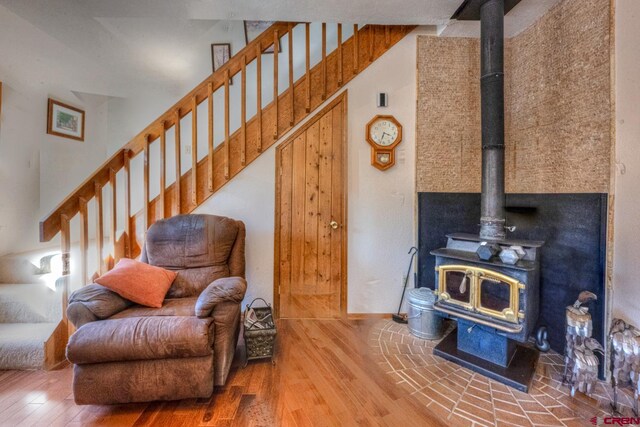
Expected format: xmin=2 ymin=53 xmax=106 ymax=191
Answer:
xmin=416 ymin=37 xmax=481 ymax=192
xmin=416 ymin=0 xmax=612 ymax=194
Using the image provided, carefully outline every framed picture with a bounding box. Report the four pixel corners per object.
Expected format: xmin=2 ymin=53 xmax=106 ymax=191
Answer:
xmin=211 ymin=43 xmax=231 ymax=72
xmin=47 ymin=99 xmax=85 ymax=141
xmin=244 ymin=21 xmax=280 ymax=53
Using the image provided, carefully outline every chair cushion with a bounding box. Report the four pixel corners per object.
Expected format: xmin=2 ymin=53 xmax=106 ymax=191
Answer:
xmin=109 ymin=298 xmax=197 ymax=319
xmin=168 ymin=265 xmax=230 ymax=299
xmin=144 ymin=215 xmax=239 ymax=269
xmin=95 ymin=258 xmax=176 ymax=308
xmin=67 ymin=316 xmax=214 ymax=364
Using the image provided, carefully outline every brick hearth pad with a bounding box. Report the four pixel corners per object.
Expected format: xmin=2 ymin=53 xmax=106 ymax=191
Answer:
xmin=368 ymin=319 xmax=637 ymax=427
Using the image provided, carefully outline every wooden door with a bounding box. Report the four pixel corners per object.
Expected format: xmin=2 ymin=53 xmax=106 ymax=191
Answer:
xmin=275 ymin=93 xmax=347 ymax=318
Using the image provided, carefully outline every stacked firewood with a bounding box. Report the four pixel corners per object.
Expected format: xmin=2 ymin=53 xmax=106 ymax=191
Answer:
xmin=563 ymin=291 xmax=604 ymax=397
xmin=609 ymin=318 xmax=640 ymax=416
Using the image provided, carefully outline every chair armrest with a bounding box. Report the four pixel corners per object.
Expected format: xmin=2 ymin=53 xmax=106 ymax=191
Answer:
xmin=67 ymin=284 xmax=132 ymax=328
xmin=195 ymin=277 xmax=247 ymax=318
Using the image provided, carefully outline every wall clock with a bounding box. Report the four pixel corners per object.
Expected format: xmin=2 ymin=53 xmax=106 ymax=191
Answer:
xmin=365 ymin=115 xmax=403 ymax=171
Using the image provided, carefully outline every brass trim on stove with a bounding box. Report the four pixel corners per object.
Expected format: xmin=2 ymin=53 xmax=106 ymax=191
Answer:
xmin=434 ymin=304 xmax=524 ymax=334
xmin=436 ymin=265 xmax=523 ymax=324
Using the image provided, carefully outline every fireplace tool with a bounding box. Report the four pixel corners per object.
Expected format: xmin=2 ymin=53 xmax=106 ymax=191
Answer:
xmin=562 ymin=291 xmax=603 ymax=397
xmin=392 ymin=247 xmax=417 ymax=324
xmin=609 ymin=318 xmax=640 ymax=416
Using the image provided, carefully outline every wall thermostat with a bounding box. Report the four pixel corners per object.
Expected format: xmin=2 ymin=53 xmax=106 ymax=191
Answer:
xmin=377 ymin=93 xmax=388 ymax=107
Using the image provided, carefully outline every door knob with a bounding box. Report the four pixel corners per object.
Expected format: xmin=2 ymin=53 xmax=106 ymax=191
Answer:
xmin=330 ymin=220 xmax=339 ymax=229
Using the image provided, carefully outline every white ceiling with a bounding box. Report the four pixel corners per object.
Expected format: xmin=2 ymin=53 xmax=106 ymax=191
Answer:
xmin=440 ymin=0 xmax=562 ymax=37
xmin=0 ymin=0 xmax=561 ymax=98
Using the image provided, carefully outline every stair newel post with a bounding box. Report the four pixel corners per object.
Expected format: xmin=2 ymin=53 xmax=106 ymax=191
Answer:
xmin=109 ymin=167 xmax=117 ymax=267
xmin=79 ymin=197 xmax=89 ymax=285
xmin=305 ymin=22 xmax=310 ymax=113
xmin=273 ymin=30 xmax=279 ymax=140
xmin=288 ymin=23 xmax=294 ymax=126
xmin=123 ymin=150 xmax=131 ymax=258
xmin=224 ymin=69 xmax=230 ymax=180
xmin=95 ymin=180 xmax=104 ymax=276
xmin=143 ymin=134 xmax=150 ymax=232
xmin=322 ymin=23 xmax=327 ymax=100
xmin=256 ymin=44 xmax=263 ymax=153
xmin=208 ymin=82 xmax=214 ymax=192
xmin=60 ymin=213 xmax=71 ymax=331
xmin=353 ymin=24 xmax=359 ymax=74
xmin=174 ymin=109 xmax=182 ymax=215
xmin=191 ymin=97 xmax=198 ymax=206
xmin=241 ymin=56 xmax=247 ymax=166
xmin=159 ymin=121 xmax=167 ymax=218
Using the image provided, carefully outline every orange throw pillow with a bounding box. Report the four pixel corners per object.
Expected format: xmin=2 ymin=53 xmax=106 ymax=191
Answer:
xmin=95 ymin=258 xmax=177 ymax=308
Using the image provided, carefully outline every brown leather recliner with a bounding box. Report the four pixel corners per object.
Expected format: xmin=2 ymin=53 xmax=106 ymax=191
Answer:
xmin=65 ymin=214 xmax=247 ymax=405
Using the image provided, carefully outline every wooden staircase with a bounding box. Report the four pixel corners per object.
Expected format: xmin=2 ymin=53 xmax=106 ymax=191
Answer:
xmin=38 ymin=22 xmax=415 ymax=368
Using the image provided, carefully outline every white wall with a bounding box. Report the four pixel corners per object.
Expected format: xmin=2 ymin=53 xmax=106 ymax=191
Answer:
xmin=612 ymin=0 xmax=640 ymax=325
xmin=0 ymin=5 xmax=113 ymax=256
xmin=195 ymin=27 xmax=433 ymax=313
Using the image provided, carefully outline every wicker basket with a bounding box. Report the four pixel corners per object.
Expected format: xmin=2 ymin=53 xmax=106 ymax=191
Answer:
xmin=243 ymin=298 xmax=277 ymax=365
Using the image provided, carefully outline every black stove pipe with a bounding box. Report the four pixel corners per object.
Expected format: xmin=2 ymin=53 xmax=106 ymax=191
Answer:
xmin=479 ymin=0 xmax=506 ymax=241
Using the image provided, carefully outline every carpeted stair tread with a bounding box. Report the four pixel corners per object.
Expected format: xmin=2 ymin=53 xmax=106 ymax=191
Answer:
xmin=0 ymin=323 xmax=58 ymax=370
xmin=0 ymin=283 xmax=61 ymax=323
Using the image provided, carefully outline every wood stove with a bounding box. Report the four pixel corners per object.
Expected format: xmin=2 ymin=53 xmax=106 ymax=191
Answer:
xmin=434 ymin=234 xmax=542 ymax=339
xmin=432 ymin=234 xmax=543 ymax=391
xmin=429 ymin=0 xmax=545 ymax=392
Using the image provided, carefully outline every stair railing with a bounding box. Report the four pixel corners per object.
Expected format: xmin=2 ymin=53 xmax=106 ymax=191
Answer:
xmin=37 ymin=22 xmax=415 ymax=367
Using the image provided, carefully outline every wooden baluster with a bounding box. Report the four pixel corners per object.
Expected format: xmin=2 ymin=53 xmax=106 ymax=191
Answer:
xmin=191 ymin=97 xmax=197 ymax=206
xmin=273 ymin=30 xmax=279 ymax=140
xmin=159 ymin=121 xmax=166 ymax=218
xmin=305 ymin=22 xmax=310 ymax=113
xmin=174 ymin=109 xmax=182 ymax=215
xmin=256 ymin=44 xmax=262 ymax=153
xmin=241 ymin=56 xmax=247 ymax=166
xmin=337 ymin=24 xmax=343 ymax=86
xmin=79 ymin=197 xmax=89 ymax=285
xmin=385 ymin=25 xmax=390 ymax=48
xmin=208 ymin=82 xmax=214 ymax=191
xmin=109 ymin=168 xmax=117 ymax=256
xmin=60 ymin=214 xmax=70 ymax=323
xmin=224 ymin=69 xmax=230 ymax=179
xmin=322 ymin=23 xmax=327 ymax=100
xmin=95 ymin=181 xmax=104 ymax=276
xmin=288 ymin=23 xmax=294 ymax=126
xmin=143 ymin=134 xmax=150 ymax=231
xmin=353 ymin=24 xmax=359 ymax=73
xmin=369 ymin=25 xmax=374 ymax=62
xmin=124 ymin=150 xmax=131 ymax=257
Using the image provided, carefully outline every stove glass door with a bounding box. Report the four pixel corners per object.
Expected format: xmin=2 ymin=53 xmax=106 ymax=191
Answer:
xmin=476 ymin=271 xmax=521 ymax=323
xmin=478 ymin=277 xmax=511 ymax=312
xmin=444 ymin=270 xmax=471 ymax=305
xmin=437 ymin=265 xmax=523 ymax=324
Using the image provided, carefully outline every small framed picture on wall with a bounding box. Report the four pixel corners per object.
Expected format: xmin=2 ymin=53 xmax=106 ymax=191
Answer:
xmin=47 ymin=99 xmax=85 ymax=141
xmin=211 ymin=43 xmax=231 ymax=72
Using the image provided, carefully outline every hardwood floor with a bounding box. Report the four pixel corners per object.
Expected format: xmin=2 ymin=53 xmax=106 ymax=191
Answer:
xmin=0 ymin=319 xmax=445 ymax=426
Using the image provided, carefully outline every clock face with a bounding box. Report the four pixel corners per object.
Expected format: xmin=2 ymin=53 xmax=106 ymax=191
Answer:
xmin=369 ymin=119 xmax=399 ymax=147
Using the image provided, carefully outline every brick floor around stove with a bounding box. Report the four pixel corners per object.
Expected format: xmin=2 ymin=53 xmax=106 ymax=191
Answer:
xmin=369 ymin=319 xmax=638 ymax=427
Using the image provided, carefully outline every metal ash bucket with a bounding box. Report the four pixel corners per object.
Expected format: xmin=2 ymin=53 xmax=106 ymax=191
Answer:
xmin=407 ymin=288 xmax=443 ymax=340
